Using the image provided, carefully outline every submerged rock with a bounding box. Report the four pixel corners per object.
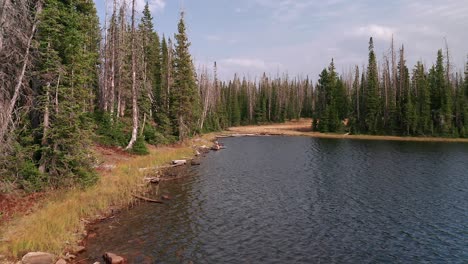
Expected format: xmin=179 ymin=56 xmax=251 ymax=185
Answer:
xmin=190 ymin=160 xmax=201 ymax=166
xmin=21 ymin=252 xmax=55 ymax=264
xmin=54 ymin=259 xmax=66 ymax=264
xmin=103 ymin=252 xmax=125 ymax=264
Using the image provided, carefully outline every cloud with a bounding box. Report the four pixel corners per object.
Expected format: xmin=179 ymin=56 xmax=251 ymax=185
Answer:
xmin=353 ymin=24 xmax=396 ymax=41
xmin=205 ymin=35 xmax=222 ymax=42
xmin=136 ymin=0 xmax=165 ymax=12
xmin=221 ymin=58 xmax=268 ymax=69
xmin=250 ymin=0 xmax=351 ymax=22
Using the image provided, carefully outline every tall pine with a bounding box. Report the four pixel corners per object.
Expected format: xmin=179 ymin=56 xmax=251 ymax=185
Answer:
xmin=171 ymin=12 xmax=201 ymax=140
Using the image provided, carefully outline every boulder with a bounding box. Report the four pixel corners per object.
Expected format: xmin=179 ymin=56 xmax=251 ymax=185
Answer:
xmin=190 ymin=160 xmax=201 ymax=166
xmin=73 ymin=246 xmax=86 ymax=254
xmin=55 ymin=259 xmax=67 ymax=264
xmin=161 ymin=195 xmax=171 ymax=200
xmin=103 ymin=252 xmax=125 ymax=264
xmin=21 ymin=252 xmax=55 ymax=264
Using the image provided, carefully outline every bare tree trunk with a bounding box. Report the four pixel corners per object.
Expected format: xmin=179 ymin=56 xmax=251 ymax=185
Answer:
xmin=116 ymin=1 xmax=126 ymax=118
xmin=109 ymin=0 xmax=117 ymax=119
xmin=38 ymin=82 xmax=51 ymax=173
xmin=125 ymin=0 xmax=138 ymax=150
xmin=140 ymin=113 xmax=146 ymax=136
xmin=0 ymin=0 xmax=8 ymax=52
xmin=102 ymin=0 xmax=109 ymax=112
xmin=54 ymin=73 xmax=60 ymax=114
xmin=166 ymin=38 xmax=173 ymax=113
xmin=199 ymin=67 xmax=211 ymax=130
xmin=0 ymin=1 xmax=41 ymax=142
xmin=444 ymin=38 xmax=451 ymax=87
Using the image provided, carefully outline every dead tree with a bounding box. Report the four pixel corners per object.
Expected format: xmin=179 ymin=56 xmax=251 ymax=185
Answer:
xmin=0 ymin=0 xmax=42 ymax=143
xmin=126 ymin=0 xmax=138 ymax=150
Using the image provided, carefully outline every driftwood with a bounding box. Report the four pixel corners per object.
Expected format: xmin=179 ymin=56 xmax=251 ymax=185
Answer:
xmin=143 ymin=177 xmax=160 ymax=184
xmin=132 ymin=194 xmax=163 ymax=204
xmin=172 ymin=160 xmax=187 ymax=165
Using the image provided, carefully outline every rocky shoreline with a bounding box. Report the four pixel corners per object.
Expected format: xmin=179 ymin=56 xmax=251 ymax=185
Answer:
xmin=0 ymin=135 xmax=222 ymax=264
xmin=9 ymin=143 xmax=220 ymax=264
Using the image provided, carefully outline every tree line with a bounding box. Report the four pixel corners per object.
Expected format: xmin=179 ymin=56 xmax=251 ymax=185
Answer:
xmin=0 ymin=0 xmax=467 ymax=191
xmin=314 ymin=38 xmax=468 ymax=137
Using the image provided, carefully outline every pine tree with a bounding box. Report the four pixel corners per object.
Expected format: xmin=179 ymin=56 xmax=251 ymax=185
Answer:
xmin=413 ymin=61 xmax=431 ymax=135
xmin=398 ymin=46 xmax=415 ymax=135
xmin=33 ymin=0 xmax=100 ymax=187
xmin=365 ymin=37 xmax=380 ymax=134
xmin=171 ymin=12 xmax=201 ymax=140
xmin=139 ymin=3 xmax=161 ymax=121
xmin=430 ymin=50 xmax=452 ymax=135
xmin=350 ymin=66 xmax=361 ymax=133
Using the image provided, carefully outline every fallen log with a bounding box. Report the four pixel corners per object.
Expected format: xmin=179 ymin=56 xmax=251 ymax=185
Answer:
xmin=132 ymin=194 xmax=164 ymax=204
xmin=172 ymin=160 xmax=187 ymax=165
xmin=143 ymin=177 xmax=160 ymax=184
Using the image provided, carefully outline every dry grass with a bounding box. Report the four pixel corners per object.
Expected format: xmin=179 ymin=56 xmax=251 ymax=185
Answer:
xmin=0 ymin=135 xmax=215 ymax=259
xmin=227 ymin=119 xmax=468 ymax=143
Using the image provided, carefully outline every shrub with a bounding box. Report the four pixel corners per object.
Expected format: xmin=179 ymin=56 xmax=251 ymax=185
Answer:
xmin=129 ymin=136 xmax=149 ymax=155
xmin=94 ymin=111 xmax=129 ymax=147
xmin=20 ymin=160 xmax=46 ymax=192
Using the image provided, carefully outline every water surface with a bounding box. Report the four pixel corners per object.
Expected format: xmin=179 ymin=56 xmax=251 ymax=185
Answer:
xmin=83 ymin=136 xmax=468 ymax=263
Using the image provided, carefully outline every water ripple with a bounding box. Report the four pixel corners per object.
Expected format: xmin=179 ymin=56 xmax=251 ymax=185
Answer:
xmin=82 ymin=137 xmax=468 ymax=263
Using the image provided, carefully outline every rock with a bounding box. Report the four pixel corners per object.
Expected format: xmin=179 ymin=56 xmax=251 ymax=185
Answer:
xmin=21 ymin=252 xmax=55 ymax=264
xmin=161 ymin=195 xmax=171 ymax=200
xmin=103 ymin=252 xmax=125 ymax=264
xmin=73 ymin=246 xmax=86 ymax=254
xmin=190 ymin=160 xmax=201 ymax=166
xmin=93 ymin=262 xmax=100 ymax=264
xmin=63 ymin=253 xmax=75 ymax=261
xmin=55 ymin=259 xmax=67 ymax=264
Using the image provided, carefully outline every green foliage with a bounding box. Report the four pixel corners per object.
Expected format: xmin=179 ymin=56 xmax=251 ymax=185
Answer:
xmin=128 ymin=136 xmax=149 ymax=155
xmin=171 ymin=12 xmax=202 ymax=140
xmin=143 ymin=122 xmax=175 ymax=145
xmin=365 ymin=37 xmax=381 ymax=134
xmin=19 ymin=161 xmax=46 ymax=192
xmin=94 ymin=112 xmax=129 ymax=147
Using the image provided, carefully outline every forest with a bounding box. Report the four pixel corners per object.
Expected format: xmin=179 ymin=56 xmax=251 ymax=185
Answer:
xmin=1 ymin=0 xmax=468 ymax=191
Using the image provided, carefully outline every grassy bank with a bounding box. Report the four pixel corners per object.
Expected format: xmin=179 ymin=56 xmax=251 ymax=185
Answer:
xmin=0 ymin=134 xmax=216 ymax=259
xmin=227 ymin=119 xmax=468 ymax=143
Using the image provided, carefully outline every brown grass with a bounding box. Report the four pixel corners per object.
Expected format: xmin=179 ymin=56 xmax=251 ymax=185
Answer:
xmin=227 ymin=119 xmax=468 ymax=143
xmin=0 ymin=134 xmax=216 ymax=260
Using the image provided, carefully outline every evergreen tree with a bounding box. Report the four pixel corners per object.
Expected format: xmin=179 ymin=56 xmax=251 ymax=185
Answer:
xmin=33 ymin=0 xmax=100 ymax=187
xmin=365 ymin=37 xmax=380 ymax=134
xmin=430 ymin=50 xmax=451 ymax=135
xmin=171 ymin=12 xmax=201 ymax=140
xmin=413 ymin=62 xmax=431 ymax=135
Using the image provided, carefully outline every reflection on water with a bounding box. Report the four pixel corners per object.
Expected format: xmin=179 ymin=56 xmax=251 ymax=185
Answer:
xmin=82 ymin=137 xmax=468 ymax=263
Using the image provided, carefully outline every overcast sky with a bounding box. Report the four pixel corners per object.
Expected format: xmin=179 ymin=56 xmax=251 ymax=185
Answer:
xmin=94 ymin=0 xmax=468 ymax=80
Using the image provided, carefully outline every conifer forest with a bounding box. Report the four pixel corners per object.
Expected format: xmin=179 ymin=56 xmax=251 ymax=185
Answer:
xmin=1 ymin=0 xmax=468 ymax=190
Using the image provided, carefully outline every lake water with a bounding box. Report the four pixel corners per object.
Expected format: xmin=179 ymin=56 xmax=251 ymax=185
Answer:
xmin=82 ymin=136 xmax=468 ymax=263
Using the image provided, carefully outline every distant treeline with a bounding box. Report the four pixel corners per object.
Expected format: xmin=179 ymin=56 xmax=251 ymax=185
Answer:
xmin=1 ymin=0 xmax=467 ymax=190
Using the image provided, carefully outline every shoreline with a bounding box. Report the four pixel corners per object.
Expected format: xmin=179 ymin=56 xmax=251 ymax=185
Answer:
xmin=2 ymin=121 xmax=467 ymax=262
xmin=0 ymin=133 xmax=218 ymax=262
xmin=226 ymin=119 xmax=468 ymax=143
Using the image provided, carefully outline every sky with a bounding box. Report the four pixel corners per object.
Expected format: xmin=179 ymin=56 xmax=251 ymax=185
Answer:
xmin=94 ymin=0 xmax=468 ymax=81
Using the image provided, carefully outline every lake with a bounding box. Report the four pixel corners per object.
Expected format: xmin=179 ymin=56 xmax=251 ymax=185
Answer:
xmin=82 ymin=136 xmax=468 ymax=263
